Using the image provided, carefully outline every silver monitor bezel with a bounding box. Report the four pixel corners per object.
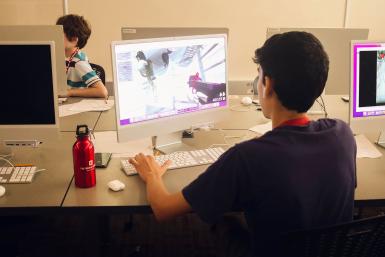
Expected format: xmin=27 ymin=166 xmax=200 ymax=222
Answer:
xmin=121 ymin=27 xmax=229 ymax=41
xmin=349 ymin=40 xmax=385 ymax=134
xmin=0 ymin=41 xmax=60 ymax=142
xmin=111 ymin=34 xmax=229 ymax=142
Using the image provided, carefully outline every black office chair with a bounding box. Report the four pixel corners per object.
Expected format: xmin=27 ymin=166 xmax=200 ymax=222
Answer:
xmin=90 ymin=63 xmax=106 ymax=85
xmin=281 ymin=214 xmax=385 ymax=257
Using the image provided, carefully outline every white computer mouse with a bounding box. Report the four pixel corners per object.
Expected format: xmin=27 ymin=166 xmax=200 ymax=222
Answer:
xmin=107 ymin=180 xmax=125 ymax=192
xmin=0 ymin=185 xmax=5 ymax=197
xmin=241 ymin=96 xmax=253 ymax=106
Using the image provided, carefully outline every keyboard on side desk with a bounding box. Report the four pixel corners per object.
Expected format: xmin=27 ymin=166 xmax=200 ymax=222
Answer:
xmin=0 ymin=166 xmax=37 ymax=183
xmin=121 ymin=147 xmax=226 ymax=176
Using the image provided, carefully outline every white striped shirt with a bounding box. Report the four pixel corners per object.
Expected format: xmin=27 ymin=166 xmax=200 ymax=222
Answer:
xmin=66 ymin=50 xmax=100 ymax=88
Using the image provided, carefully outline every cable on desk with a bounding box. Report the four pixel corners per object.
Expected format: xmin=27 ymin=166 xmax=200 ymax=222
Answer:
xmin=215 ymin=128 xmax=250 ymax=147
xmin=319 ymin=95 xmax=328 ymax=118
xmin=186 ymin=124 xmax=252 ymax=149
xmin=315 ymin=96 xmax=328 ymax=118
xmin=0 ymin=156 xmax=16 ymax=170
xmin=230 ymin=104 xmax=255 ymax=112
xmin=91 ymin=94 xmax=110 ymax=133
xmin=0 ymin=153 xmax=14 ymax=159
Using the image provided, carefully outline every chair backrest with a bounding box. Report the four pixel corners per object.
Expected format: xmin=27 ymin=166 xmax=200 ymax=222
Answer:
xmin=90 ymin=63 xmax=106 ymax=85
xmin=281 ymin=215 xmax=385 ymax=257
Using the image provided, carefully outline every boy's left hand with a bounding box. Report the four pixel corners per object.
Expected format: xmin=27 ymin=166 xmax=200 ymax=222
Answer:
xmin=129 ymin=153 xmax=171 ymax=183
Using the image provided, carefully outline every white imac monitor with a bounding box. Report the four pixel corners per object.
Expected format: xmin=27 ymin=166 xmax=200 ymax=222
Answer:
xmin=111 ymin=34 xmax=228 ymax=153
xmin=121 ymin=27 xmax=229 ymax=40
xmin=267 ymin=28 xmax=369 ymax=95
xmin=0 ymin=41 xmax=60 ymax=153
xmin=349 ymin=41 xmax=385 ymax=147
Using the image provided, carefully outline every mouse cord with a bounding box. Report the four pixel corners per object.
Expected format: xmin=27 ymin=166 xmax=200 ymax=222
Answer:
xmin=230 ymin=104 xmax=254 ymax=112
xmin=319 ymin=95 xmax=328 ymax=118
xmin=0 ymin=157 xmax=15 ymax=170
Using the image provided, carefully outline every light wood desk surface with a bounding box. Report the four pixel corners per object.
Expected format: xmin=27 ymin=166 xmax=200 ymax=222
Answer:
xmin=0 ymin=133 xmax=75 ymax=213
xmin=2 ymin=95 xmax=385 ymax=213
xmin=62 ymin=130 xmax=256 ymax=210
xmin=64 ymin=95 xmax=385 ymax=209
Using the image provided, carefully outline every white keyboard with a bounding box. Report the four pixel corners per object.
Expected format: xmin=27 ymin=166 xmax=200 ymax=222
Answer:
xmin=121 ymin=147 xmax=226 ymax=176
xmin=0 ymin=166 xmax=37 ymax=184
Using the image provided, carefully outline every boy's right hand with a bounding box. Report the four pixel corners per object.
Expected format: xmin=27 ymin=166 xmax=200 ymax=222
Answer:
xmin=58 ymin=91 xmax=69 ymax=98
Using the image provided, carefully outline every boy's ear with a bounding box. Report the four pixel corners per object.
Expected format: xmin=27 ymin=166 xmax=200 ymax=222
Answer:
xmin=69 ymin=37 xmax=79 ymax=45
xmin=264 ymin=76 xmax=274 ymax=97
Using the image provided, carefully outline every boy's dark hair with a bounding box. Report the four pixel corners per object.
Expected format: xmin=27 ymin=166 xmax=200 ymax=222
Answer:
xmin=56 ymin=14 xmax=91 ymax=49
xmin=253 ymin=31 xmax=329 ymax=113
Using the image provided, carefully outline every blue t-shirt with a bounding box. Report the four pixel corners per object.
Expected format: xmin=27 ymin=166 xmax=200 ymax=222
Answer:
xmin=182 ymin=119 xmax=356 ymax=256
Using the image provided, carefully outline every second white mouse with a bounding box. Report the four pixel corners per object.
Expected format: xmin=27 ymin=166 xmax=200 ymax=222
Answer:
xmin=0 ymin=185 xmax=5 ymax=197
xmin=241 ymin=96 xmax=253 ymax=106
xmin=107 ymin=180 xmax=125 ymax=192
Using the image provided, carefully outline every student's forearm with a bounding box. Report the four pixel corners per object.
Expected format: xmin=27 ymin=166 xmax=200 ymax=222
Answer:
xmin=146 ymin=174 xmax=191 ymax=221
xmin=68 ymin=83 xmax=108 ymax=98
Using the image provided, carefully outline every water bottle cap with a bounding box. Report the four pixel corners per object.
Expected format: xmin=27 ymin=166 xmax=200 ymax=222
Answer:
xmin=76 ymin=125 xmax=90 ymax=137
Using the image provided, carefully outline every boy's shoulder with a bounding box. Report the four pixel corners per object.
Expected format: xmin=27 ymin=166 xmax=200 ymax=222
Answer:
xmin=74 ymin=50 xmax=88 ymax=62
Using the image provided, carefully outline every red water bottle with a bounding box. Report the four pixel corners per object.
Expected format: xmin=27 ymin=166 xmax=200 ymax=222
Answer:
xmin=73 ymin=125 xmax=96 ymax=188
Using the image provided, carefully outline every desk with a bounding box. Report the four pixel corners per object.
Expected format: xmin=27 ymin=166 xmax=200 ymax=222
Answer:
xmin=62 ymin=130 xmax=256 ymax=211
xmin=2 ymin=95 xmax=385 ymax=213
xmin=0 ymin=133 xmax=74 ymax=214
xmin=59 ymin=97 xmax=101 ymax=132
xmin=64 ymin=95 xmax=385 ymax=211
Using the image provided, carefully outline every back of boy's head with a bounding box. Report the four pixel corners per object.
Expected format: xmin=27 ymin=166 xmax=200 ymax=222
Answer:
xmin=56 ymin=14 xmax=91 ymax=49
xmin=253 ymin=31 xmax=329 ymax=113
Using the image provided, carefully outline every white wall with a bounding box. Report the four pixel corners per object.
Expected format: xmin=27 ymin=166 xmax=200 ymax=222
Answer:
xmin=348 ymin=0 xmax=385 ymax=40
xmin=0 ymin=0 xmax=62 ymax=25
xmin=0 ymin=0 xmax=384 ymax=81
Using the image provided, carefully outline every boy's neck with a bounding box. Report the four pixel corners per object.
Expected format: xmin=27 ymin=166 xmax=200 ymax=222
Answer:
xmin=271 ymin=104 xmax=307 ymax=129
xmin=65 ymin=47 xmax=78 ymax=58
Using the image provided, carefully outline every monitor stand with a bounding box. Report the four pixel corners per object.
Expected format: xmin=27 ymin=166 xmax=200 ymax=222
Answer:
xmin=152 ymin=131 xmax=195 ymax=154
xmin=376 ymin=131 xmax=385 ymax=149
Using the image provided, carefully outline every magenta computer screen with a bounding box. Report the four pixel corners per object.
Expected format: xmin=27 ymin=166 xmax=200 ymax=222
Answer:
xmin=352 ymin=42 xmax=385 ymax=118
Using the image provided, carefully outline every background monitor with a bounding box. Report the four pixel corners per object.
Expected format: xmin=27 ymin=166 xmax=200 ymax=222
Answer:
xmin=0 ymin=41 xmax=59 ymax=152
xmin=266 ymin=28 xmax=369 ymax=95
xmin=111 ymin=34 xmax=228 ymax=152
xmin=0 ymin=25 xmax=67 ymax=96
xmin=349 ymin=40 xmax=385 ymax=146
xmin=122 ymin=27 xmax=229 ymax=40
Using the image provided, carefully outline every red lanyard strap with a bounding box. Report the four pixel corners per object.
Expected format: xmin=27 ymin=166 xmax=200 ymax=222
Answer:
xmin=277 ymin=116 xmax=310 ymax=128
xmin=66 ymin=48 xmax=79 ymax=74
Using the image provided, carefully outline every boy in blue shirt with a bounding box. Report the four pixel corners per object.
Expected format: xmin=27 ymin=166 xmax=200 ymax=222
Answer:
xmin=56 ymin=14 xmax=108 ymax=98
xmin=129 ymin=32 xmax=356 ymax=257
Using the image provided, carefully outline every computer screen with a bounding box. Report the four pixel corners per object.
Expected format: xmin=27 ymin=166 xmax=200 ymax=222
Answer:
xmin=111 ymin=34 xmax=228 ymax=146
xmin=0 ymin=41 xmax=59 ymax=149
xmin=0 ymin=44 xmax=56 ymax=124
xmin=349 ymin=41 xmax=385 ymax=135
